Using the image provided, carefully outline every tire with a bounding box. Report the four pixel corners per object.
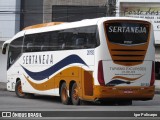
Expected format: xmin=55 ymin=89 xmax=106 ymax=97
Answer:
xmin=71 ymin=83 xmax=80 ymax=105
xmin=15 ymin=80 xmax=26 ymax=98
xmin=60 ymin=82 xmax=70 ymax=105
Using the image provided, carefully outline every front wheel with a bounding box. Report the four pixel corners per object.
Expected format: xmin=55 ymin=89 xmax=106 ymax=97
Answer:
xmin=15 ymin=81 xmax=26 ymax=98
xmin=71 ymin=83 xmax=80 ymax=105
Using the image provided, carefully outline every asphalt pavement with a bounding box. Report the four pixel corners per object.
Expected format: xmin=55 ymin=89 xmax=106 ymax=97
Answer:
xmin=0 ymin=82 xmax=160 ymax=120
xmin=0 ymin=82 xmax=6 ymax=91
xmin=0 ymin=90 xmax=160 ymax=120
xmin=155 ymin=80 xmax=160 ymax=94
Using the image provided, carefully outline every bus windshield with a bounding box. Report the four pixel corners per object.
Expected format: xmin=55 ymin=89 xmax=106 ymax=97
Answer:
xmin=105 ymin=21 xmax=150 ymax=45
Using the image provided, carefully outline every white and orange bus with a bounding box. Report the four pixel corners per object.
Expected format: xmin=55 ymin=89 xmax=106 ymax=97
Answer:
xmin=2 ymin=17 xmax=155 ymax=105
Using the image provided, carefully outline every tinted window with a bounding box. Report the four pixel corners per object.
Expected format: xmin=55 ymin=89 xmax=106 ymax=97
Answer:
xmin=58 ymin=26 xmax=99 ymax=50
xmin=23 ymin=34 xmax=36 ymax=52
xmin=105 ymin=21 xmax=150 ymax=45
xmin=8 ymin=37 xmax=23 ymax=69
xmin=43 ymin=31 xmax=59 ymax=51
xmin=23 ymin=25 xmax=99 ymax=52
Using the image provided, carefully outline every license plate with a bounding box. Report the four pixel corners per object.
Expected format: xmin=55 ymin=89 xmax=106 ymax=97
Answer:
xmin=123 ymin=90 xmax=133 ymax=94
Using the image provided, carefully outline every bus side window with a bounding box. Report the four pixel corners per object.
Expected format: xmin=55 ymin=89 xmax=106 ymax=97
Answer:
xmin=33 ymin=33 xmax=44 ymax=52
xmin=22 ymin=25 xmax=99 ymax=52
xmin=59 ymin=29 xmax=73 ymax=50
xmin=76 ymin=26 xmax=99 ymax=49
xmin=41 ymin=33 xmax=50 ymax=51
xmin=72 ymin=35 xmax=86 ymax=49
xmin=49 ymin=31 xmax=59 ymax=51
xmin=23 ymin=34 xmax=35 ymax=52
xmin=7 ymin=37 xmax=23 ymax=69
xmin=26 ymin=43 xmax=33 ymax=51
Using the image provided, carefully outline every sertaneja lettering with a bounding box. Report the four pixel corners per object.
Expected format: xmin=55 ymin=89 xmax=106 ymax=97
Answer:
xmin=23 ymin=54 xmax=53 ymax=65
xmin=108 ymin=26 xmax=146 ymax=33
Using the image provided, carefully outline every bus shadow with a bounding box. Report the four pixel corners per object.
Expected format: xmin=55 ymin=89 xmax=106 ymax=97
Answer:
xmin=28 ymin=95 xmax=132 ymax=106
xmin=12 ymin=91 xmax=132 ymax=106
xmin=32 ymin=95 xmax=62 ymax=104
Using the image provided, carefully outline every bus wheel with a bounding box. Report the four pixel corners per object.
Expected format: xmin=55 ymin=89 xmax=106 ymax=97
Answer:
xmin=71 ymin=83 xmax=80 ymax=105
xmin=60 ymin=82 xmax=70 ymax=105
xmin=15 ymin=81 xmax=26 ymax=98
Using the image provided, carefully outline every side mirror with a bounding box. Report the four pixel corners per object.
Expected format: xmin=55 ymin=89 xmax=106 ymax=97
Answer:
xmin=2 ymin=43 xmax=8 ymax=54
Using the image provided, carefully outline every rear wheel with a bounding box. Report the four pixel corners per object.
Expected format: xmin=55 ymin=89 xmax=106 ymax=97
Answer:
xmin=60 ymin=82 xmax=70 ymax=105
xmin=71 ymin=83 xmax=80 ymax=105
xmin=15 ymin=80 xmax=26 ymax=98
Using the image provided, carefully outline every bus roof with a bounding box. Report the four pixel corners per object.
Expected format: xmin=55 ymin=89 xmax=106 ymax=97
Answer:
xmin=23 ymin=22 xmax=65 ymax=30
xmin=23 ymin=17 xmax=151 ymax=31
xmin=14 ymin=17 xmax=151 ymax=39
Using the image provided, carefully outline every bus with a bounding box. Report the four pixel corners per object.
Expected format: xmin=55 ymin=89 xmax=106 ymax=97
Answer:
xmin=2 ymin=17 xmax=155 ymax=105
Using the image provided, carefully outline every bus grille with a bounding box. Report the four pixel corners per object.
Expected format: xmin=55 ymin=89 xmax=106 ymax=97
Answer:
xmin=110 ymin=48 xmax=147 ymax=66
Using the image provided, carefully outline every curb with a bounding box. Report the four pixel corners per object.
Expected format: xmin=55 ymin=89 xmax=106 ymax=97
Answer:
xmin=155 ymin=91 xmax=160 ymax=94
xmin=155 ymin=80 xmax=160 ymax=94
xmin=155 ymin=88 xmax=160 ymax=94
xmin=0 ymin=82 xmax=7 ymax=91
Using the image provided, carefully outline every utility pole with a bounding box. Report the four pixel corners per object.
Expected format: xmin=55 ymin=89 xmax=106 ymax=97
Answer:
xmin=108 ymin=0 xmax=117 ymax=16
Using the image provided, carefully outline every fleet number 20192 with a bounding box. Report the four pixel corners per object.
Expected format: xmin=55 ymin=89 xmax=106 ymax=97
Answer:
xmin=87 ymin=50 xmax=94 ymax=55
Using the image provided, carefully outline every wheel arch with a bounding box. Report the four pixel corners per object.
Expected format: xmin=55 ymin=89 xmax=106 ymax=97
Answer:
xmin=16 ymin=78 xmax=21 ymax=83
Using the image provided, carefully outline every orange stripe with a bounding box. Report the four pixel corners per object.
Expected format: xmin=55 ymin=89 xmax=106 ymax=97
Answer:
xmin=24 ymin=75 xmax=55 ymax=91
xmin=23 ymin=22 xmax=64 ymax=30
xmin=112 ymin=75 xmax=143 ymax=81
xmin=24 ymin=67 xmax=84 ymax=91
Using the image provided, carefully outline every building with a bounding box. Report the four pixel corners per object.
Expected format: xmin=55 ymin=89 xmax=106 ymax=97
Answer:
xmin=0 ymin=0 xmax=44 ymax=82
xmin=116 ymin=0 xmax=160 ymax=78
xmin=20 ymin=0 xmax=43 ymax=29
xmin=0 ymin=0 xmax=43 ymax=82
xmin=0 ymin=0 xmax=21 ymax=82
xmin=43 ymin=0 xmax=112 ymax=23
